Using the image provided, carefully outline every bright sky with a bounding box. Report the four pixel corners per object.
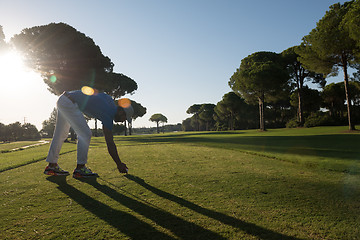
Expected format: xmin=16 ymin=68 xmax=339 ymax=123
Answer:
xmin=0 ymin=0 xmax=347 ymax=130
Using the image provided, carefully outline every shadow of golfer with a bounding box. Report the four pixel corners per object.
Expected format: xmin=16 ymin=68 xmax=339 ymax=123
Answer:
xmin=46 ymin=176 xmax=174 ymax=240
xmin=79 ymin=177 xmax=227 ymax=240
xmin=124 ymin=174 xmax=303 ymax=240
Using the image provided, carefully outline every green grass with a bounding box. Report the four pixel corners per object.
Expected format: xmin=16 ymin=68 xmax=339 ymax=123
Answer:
xmin=0 ymin=126 xmax=359 ymax=239
xmin=122 ymin=126 xmax=360 ymax=174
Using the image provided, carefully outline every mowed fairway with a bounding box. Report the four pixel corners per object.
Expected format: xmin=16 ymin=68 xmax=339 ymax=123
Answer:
xmin=1 ymin=127 xmax=359 ymax=239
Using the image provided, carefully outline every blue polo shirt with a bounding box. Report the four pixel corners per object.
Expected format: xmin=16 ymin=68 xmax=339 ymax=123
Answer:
xmin=67 ymin=90 xmax=117 ymax=130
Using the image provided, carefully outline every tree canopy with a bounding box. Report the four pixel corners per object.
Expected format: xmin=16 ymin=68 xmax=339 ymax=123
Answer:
xmin=0 ymin=121 xmax=41 ymax=142
xmin=40 ymin=108 xmax=57 ymax=137
xmin=298 ymin=1 xmax=358 ymax=130
xmin=9 ymin=22 xmax=147 ymax=132
xmin=282 ymin=45 xmax=325 ymax=125
xmin=214 ymin=92 xmax=252 ymax=130
xmin=130 ymin=100 xmax=147 ymax=121
xmin=229 ymin=51 xmax=289 ymax=130
xmin=11 ymin=22 xmax=114 ymax=95
xmin=198 ymin=104 xmax=216 ymax=131
xmin=186 ymin=104 xmax=202 ymax=131
xmin=298 ymin=2 xmax=357 ymax=76
xmin=149 ymin=113 xmax=168 ymax=133
xmin=343 ymin=0 xmax=360 ymax=53
xmin=105 ymin=73 xmax=138 ymax=99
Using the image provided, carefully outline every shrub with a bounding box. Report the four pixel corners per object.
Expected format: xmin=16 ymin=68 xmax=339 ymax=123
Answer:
xmin=304 ymin=112 xmax=333 ymax=127
xmin=286 ymin=118 xmax=301 ymax=128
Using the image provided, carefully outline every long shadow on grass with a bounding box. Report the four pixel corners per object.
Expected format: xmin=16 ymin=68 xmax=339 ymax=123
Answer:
xmin=125 ymin=174 xmax=303 ymax=240
xmin=46 ymin=176 xmax=175 ymax=240
xmin=81 ymin=177 xmax=227 ymax=240
xmin=123 ymin=133 xmax=360 ymax=167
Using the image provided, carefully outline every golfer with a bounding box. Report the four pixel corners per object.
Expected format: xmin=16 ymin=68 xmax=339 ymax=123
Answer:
xmin=44 ymin=88 xmax=133 ymax=178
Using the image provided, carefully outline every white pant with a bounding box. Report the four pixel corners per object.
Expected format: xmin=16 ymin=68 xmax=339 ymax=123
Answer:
xmin=46 ymin=94 xmax=92 ymax=165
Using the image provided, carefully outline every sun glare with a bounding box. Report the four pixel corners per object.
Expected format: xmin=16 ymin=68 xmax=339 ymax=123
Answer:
xmin=0 ymin=49 xmax=41 ymax=94
xmin=118 ymin=98 xmax=131 ymax=108
xmin=0 ymin=48 xmax=55 ymax=129
xmin=81 ymin=86 xmax=98 ymax=96
xmin=0 ymin=50 xmax=26 ymax=76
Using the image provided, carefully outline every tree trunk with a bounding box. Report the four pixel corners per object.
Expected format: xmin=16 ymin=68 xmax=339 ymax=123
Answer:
xmin=128 ymin=122 xmax=132 ymax=135
xmin=258 ymin=99 xmax=261 ymax=130
xmin=196 ymin=115 xmax=200 ymax=131
xmin=94 ymin=119 xmax=98 ymax=137
xmin=230 ymin=111 xmax=234 ymax=130
xmin=298 ymin=88 xmax=304 ymax=125
xmin=258 ymin=93 xmax=265 ymax=131
xmin=296 ymin=66 xmax=305 ymax=126
xmin=156 ymin=121 xmax=160 ymax=133
xmin=124 ymin=121 xmax=128 ymax=136
xmin=342 ymin=56 xmax=355 ymax=130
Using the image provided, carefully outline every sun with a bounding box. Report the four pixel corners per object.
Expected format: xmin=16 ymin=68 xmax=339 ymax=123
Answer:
xmin=0 ymin=49 xmax=42 ymax=93
xmin=0 ymin=49 xmax=26 ymax=76
xmin=0 ymin=48 xmax=53 ymax=128
xmin=0 ymin=49 xmax=40 ymax=96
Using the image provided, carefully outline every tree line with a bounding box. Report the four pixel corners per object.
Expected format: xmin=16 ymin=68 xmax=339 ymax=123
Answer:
xmin=184 ymin=1 xmax=360 ymax=131
xmin=0 ymin=122 xmax=41 ymax=142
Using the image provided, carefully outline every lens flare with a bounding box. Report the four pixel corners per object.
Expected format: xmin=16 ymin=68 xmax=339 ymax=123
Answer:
xmin=50 ymin=75 xmax=57 ymax=83
xmin=118 ymin=98 xmax=131 ymax=108
xmin=81 ymin=86 xmax=97 ymax=96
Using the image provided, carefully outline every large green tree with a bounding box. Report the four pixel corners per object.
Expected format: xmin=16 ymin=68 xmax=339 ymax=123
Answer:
xmin=11 ymin=23 xmax=145 ymax=134
xmin=215 ymin=92 xmax=240 ymax=130
xmin=321 ymin=82 xmax=346 ymax=120
xmin=186 ymin=104 xmax=202 ymax=131
xmin=40 ymin=108 xmax=57 ymax=137
xmin=7 ymin=122 xmax=22 ymax=141
xmin=11 ymin=22 xmax=114 ymax=95
xmin=149 ymin=113 xmax=168 ymax=133
xmin=298 ymin=1 xmax=358 ymax=130
xmin=95 ymin=73 xmax=138 ymax=135
xmin=342 ymin=0 xmax=360 ymax=52
xmin=282 ymin=46 xmax=325 ymax=125
xmin=229 ymin=51 xmax=289 ymax=131
xmin=0 ymin=123 xmax=6 ymax=142
xmin=214 ymin=92 xmax=249 ymax=130
xmin=290 ymin=86 xmax=321 ymax=118
xmin=0 ymin=122 xmax=40 ymax=141
xmin=22 ymin=123 xmax=41 ymax=140
xmin=198 ymin=104 xmax=215 ymax=131
xmin=105 ymin=73 xmax=138 ymax=99
xmin=126 ymin=99 xmax=147 ymax=135
xmin=182 ymin=118 xmax=193 ymax=131
xmin=131 ymin=100 xmax=147 ymax=122
xmin=321 ymin=81 xmax=360 ymax=122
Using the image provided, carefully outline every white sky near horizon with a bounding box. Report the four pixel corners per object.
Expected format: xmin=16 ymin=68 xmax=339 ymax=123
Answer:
xmin=0 ymin=0 xmax=348 ymax=130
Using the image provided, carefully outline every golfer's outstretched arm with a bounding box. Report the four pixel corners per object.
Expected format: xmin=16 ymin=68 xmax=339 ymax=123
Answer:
xmin=103 ymin=126 xmax=128 ymax=173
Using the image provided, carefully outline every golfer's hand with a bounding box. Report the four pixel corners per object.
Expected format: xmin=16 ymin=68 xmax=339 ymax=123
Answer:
xmin=117 ymin=162 xmax=128 ymax=174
